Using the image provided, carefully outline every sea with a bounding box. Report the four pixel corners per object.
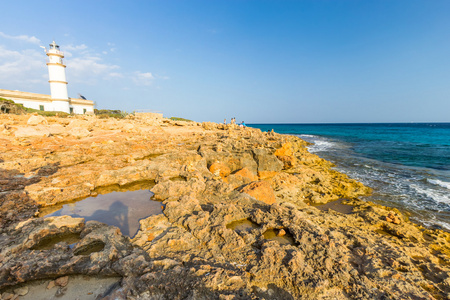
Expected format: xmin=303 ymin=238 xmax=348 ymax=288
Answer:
xmin=248 ymin=123 xmax=450 ymax=231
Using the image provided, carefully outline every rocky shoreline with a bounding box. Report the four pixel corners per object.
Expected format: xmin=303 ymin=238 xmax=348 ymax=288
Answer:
xmin=0 ymin=113 xmax=449 ymax=299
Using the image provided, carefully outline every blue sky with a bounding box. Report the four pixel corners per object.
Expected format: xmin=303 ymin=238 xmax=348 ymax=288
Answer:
xmin=1 ymin=0 xmax=449 ymax=123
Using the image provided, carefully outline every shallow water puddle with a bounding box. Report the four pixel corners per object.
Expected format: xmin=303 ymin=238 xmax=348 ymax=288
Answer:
xmin=263 ymin=229 xmax=296 ymax=245
xmin=227 ymin=219 xmax=260 ymax=232
xmin=43 ymin=182 xmax=163 ymax=237
xmin=10 ymin=275 xmax=121 ymax=300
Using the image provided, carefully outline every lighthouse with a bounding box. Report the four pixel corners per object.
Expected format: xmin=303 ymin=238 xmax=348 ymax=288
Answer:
xmin=45 ymin=41 xmax=70 ymax=113
xmin=0 ymin=40 xmax=95 ymax=114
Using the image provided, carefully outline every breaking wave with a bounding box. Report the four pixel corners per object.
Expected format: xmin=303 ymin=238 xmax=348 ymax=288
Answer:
xmin=410 ymin=184 xmax=450 ymax=206
xmin=427 ymin=179 xmax=450 ymax=190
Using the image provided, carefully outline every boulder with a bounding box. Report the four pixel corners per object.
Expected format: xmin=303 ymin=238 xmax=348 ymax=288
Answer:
xmin=68 ymin=127 xmax=91 ymax=138
xmin=27 ymin=115 xmax=48 ymax=126
xmin=1 ymin=292 xmax=14 ymax=299
xmin=67 ymin=119 xmax=89 ymax=129
xmin=258 ymin=171 xmax=279 ymax=180
xmin=47 ymin=280 xmax=56 ymax=289
xmin=13 ymin=286 xmax=29 ymax=296
xmin=234 ymin=167 xmax=258 ymax=181
xmin=252 ymin=149 xmax=283 ymax=173
xmin=240 ymin=180 xmax=276 ymax=205
xmin=121 ymin=123 xmax=135 ymax=133
xmin=239 ymin=153 xmax=258 ymax=174
xmin=227 ymin=167 xmax=258 ymax=189
xmin=202 ymin=122 xmax=217 ymax=130
xmin=55 ymin=276 xmax=69 ymax=287
xmin=209 ymin=162 xmax=231 ymax=179
xmin=277 ymin=155 xmax=295 ymax=169
xmin=386 ymin=212 xmax=401 ymax=225
xmin=48 ymin=124 xmax=65 ymax=135
xmin=14 ymin=127 xmax=50 ymax=138
xmin=274 ymin=142 xmax=293 ymax=157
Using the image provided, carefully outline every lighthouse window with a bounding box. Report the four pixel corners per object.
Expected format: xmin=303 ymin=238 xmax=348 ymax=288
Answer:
xmin=39 ymin=105 xmax=44 ymax=111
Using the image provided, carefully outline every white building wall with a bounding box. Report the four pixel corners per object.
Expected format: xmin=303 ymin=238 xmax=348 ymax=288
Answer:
xmin=71 ymin=104 xmax=94 ymax=114
xmin=11 ymin=99 xmax=52 ymax=111
xmin=0 ymin=89 xmax=94 ymax=115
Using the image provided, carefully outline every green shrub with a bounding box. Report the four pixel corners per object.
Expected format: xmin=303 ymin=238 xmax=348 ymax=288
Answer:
xmin=169 ymin=117 xmax=193 ymax=122
xmin=94 ymin=108 xmax=129 ymax=119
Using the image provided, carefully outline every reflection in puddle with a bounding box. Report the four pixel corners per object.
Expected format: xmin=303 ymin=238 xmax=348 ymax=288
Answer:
xmin=44 ymin=188 xmax=163 ymax=237
xmin=263 ymin=229 xmax=296 ymax=245
xmin=39 ymin=181 xmax=156 ymax=217
xmin=227 ymin=219 xmax=260 ymax=232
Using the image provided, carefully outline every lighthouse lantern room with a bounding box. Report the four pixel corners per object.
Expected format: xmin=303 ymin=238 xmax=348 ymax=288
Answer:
xmin=46 ymin=40 xmax=70 ymax=113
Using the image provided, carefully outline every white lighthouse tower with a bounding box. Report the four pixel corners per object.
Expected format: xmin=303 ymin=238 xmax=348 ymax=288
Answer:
xmin=45 ymin=41 xmax=70 ymax=113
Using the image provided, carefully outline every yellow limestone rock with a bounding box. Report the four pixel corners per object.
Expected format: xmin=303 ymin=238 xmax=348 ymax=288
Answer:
xmin=241 ymin=181 xmax=276 ymax=205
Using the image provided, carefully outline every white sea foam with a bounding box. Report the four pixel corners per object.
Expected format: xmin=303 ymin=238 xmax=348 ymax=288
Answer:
xmin=308 ymin=140 xmax=336 ymax=153
xmin=297 ymin=134 xmax=316 ymax=138
xmin=363 ymin=165 xmax=383 ymax=172
xmin=427 ymin=179 xmax=450 ymax=190
xmin=417 ymin=218 xmax=450 ymax=231
xmin=410 ymin=184 xmax=450 ymax=205
xmin=294 ymin=134 xmax=336 ymax=153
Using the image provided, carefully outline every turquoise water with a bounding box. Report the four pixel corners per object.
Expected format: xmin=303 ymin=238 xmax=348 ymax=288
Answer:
xmin=249 ymin=123 xmax=450 ymax=231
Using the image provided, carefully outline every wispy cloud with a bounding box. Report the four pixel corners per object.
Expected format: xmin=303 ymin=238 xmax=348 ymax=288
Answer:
xmin=67 ymin=56 xmax=121 ymax=84
xmin=0 ymin=32 xmax=41 ymax=44
xmin=59 ymin=42 xmax=123 ymax=82
xmin=133 ymin=71 xmax=155 ymax=86
xmin=107 ymin=42 xmax=116 ymax=52
xmin=0 ymin=46 xmax=46 ymax=86
xmin=62 ymin=43 xmax=89 ymax=58
xmin=108 ymin=72 xmax=124 ymax=78
xmin=156 ymin=75 xmax=170 ymax=80
xmin=64 ymin=44 xmax=88 ymax=52
xmin=0 ymin=32 xmax=167 ymax=92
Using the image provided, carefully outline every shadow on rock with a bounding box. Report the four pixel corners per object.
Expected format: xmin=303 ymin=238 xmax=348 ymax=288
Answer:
xmin=0 ymin=164 xmax=60 ymax=227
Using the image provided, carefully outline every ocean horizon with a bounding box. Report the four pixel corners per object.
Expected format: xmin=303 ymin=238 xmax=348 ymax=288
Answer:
xmin=248 ymin=123 xmax=450 ymax=231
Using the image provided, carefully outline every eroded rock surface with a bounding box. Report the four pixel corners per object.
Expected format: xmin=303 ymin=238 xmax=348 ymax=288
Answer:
xmin=0 ymin=114 xmax=449 ymax=299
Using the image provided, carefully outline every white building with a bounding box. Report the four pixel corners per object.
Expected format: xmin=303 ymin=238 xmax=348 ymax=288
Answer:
xmin=0 ymin=41 xmax=94 ymax=114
